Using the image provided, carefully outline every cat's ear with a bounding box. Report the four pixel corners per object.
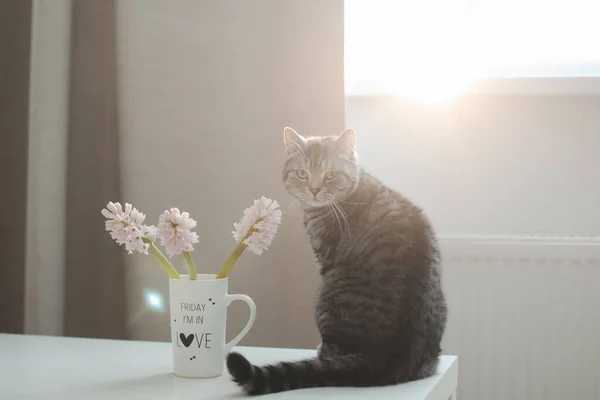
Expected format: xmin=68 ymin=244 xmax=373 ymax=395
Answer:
xmin=283 ymin=127 xmax=306 ymax=155
xmin=335 ymin=128 xmax=355 ymax=155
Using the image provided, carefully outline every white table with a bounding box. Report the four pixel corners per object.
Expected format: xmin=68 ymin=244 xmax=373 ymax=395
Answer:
xmin=0 ymin=334 xmax=458 ymax=399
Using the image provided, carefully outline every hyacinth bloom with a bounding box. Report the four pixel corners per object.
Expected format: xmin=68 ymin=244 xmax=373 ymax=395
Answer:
xmin=216 ymin=197 xmax=282 ymax=279
xmin=103 ymin=197 xmax=282 ymax=281
xmin=101 ymin=202 xmax=148 ymax=254
xmin=102 ymin=202 xmax=180 ymax=279
xmin=156 ymin=208 xmax=200 ymax=279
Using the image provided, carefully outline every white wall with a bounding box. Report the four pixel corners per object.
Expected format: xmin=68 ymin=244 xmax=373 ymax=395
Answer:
xmin=116 ymin=0 xmax=345 ymax=347
xmin=346 ymin=94 xmax=600 ymax=238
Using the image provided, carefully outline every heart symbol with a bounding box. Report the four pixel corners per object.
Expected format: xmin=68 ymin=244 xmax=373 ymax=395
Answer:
xmin=209 ymin=298 xmax=212 ymax=301
xmin=212 ymin=302 xmax=215 ymax=305
xmin=179 ymin=333 xmax=194 ymax=348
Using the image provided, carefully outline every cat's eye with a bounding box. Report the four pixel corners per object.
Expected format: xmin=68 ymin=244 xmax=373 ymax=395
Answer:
xmin=325 ymin=171 xmax=338 ymax=180
xmin=296 ymin=169 xmax=308 ymax=179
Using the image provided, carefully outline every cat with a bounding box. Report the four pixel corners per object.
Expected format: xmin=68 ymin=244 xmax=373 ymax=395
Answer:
xmin=226 ymin=127 xmax=447 ymax=395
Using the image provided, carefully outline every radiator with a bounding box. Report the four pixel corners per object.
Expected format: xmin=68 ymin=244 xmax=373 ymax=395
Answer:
xmin=439 ymin=235 xmax=600 ymax=400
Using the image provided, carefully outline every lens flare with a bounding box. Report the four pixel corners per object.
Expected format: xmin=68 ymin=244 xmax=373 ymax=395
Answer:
xmin=143 ymin=288 xmax=165 ymax=312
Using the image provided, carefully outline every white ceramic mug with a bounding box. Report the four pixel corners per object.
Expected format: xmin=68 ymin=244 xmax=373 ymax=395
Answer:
xmin=169 ymin=274 xmax=256 ymax=378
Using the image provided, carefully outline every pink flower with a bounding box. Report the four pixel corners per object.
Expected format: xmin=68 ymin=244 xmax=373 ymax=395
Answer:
xmin=101 ymin=201 xmax=151 ymax=254
xmin=232 ymin=197 xmax=282 ymax=255
xmin=156 ymin=208 xmax=200 ymax=257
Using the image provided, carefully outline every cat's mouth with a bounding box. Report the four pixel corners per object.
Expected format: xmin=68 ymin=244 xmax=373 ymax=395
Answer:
xmin=306 ymin=200 xmax=327 ymax=208
xmin=300 ymin=195 xmax=332 ymax=208
xmin=294 ymin=190 xmax=334 ymax=208
xmin=295 ymin=194 xmax=326 ymax=208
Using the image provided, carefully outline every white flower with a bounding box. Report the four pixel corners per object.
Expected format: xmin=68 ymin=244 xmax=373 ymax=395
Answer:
xmin=123 ymin=229 xmax=150 ymax=255
xmin=140 ymin=225 xmax=158 ymax=242
xmin=156 ymin=208 xmax=200 ymax=257
xmin=232 ymin=197 xmax=282 ymax=255
xmin=101 ymin=202 xmax=146 ymax=231
xmin=101 ymin=201 xmax=151 ymax=255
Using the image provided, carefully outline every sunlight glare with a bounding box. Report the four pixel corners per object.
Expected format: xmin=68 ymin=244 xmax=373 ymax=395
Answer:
xmin=344 ymin=0 xmax=475 ymax=105
xmin=384 ymin=59 xmax=475 ymax=106
xmin=344 ymin=0 xmax=600 ymax=104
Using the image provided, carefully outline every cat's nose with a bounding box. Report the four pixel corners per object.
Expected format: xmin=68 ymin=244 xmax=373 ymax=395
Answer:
xmin=310 ymin=188 xmax=320 ymax=196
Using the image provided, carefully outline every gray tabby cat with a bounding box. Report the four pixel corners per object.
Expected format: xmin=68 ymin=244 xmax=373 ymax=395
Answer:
xmin=226 ymin=127 xmax=447 ymax=395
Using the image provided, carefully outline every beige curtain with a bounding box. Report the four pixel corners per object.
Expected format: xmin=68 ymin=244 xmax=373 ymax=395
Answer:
xmin=63 ymin=0 xmax=127 ymax=339
xmin=2 ymin=0 xmax=127 ymax=339
xmin=0 ymin=0 xmax=32 ymax=334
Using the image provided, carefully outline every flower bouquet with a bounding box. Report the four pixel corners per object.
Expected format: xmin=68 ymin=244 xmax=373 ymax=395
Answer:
xmin=101 ymin=197 xmax=282 ymax=378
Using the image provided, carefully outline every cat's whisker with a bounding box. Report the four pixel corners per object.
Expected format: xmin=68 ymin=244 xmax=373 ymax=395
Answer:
xmin=330 ymin=201 xmax=349 ymax=236
xmin=335 ymin=199 xmax=366 ymax=205
xmin=332 ymin=200 xmax=350 ymax=236
xmin=323 ymin=202 xmax=332 ymax=229
xmin=328 ymin=201 xmax=344 ymax=234
xmin=325 ymin=203 xmax=335 ymax=230
xmin=324 ymin=202 xmax=335 ymax=230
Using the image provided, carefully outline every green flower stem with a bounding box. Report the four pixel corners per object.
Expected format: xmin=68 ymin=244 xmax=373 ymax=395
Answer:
xmin=183 ymin=251 xmax=197 ymax=280
xmin=144 ymin=239 xmax=180 ymax=279
xmin=216 ymin=242 xmax=247 ymax=279
xmin=216 ymin=222 xmax=261 ymax=280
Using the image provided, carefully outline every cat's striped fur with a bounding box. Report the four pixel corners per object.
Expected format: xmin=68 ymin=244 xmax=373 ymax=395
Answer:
xmin=227 ymin=128 xmax=447 ymax=395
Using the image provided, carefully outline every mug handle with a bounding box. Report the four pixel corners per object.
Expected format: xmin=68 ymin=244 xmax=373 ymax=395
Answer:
xmin=224 ymin=294 xmax=257 ymax=353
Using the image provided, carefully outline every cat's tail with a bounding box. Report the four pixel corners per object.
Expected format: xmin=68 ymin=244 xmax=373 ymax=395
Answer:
xmin=226 ymin=351 xmax=397 ymax=395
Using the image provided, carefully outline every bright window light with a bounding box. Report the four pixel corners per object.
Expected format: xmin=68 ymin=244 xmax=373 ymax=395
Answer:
xmin=344 ymin=0 xmax=600 ymax=102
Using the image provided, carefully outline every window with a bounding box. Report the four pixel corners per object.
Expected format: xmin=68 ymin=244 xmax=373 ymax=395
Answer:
xmin=344 ymin=0 xmax=600 ymax=100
